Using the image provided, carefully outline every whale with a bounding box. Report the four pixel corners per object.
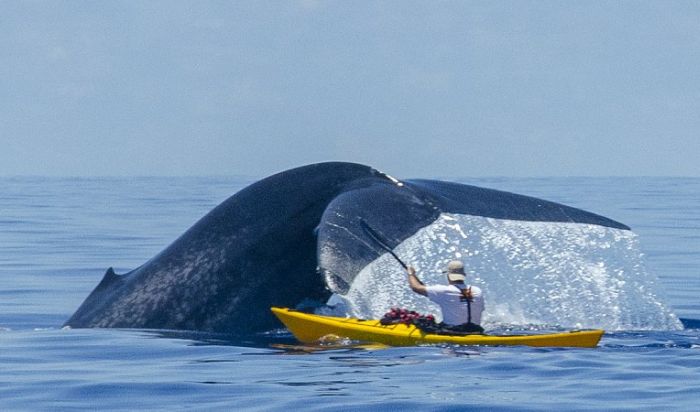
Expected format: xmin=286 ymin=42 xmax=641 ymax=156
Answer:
xmin=64 ymin=162 xmax=629 ymax=333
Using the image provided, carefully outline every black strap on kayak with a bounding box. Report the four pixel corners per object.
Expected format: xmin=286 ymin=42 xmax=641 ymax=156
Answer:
xmin=467 ymin=296 xmax=472 ymax=325
xmin=458 ymin=285 xmax=473 ymax=324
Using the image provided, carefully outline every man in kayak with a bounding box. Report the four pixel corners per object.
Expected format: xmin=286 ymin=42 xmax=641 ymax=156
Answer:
xmin=407 ymin=260 xmax=485 ymax=333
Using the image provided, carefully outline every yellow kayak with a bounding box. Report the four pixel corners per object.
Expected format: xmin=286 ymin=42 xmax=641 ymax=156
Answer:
xmin=271 ymin=307 xmax=603 ymax=348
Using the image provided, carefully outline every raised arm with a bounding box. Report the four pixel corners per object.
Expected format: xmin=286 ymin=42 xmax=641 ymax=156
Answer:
xmin=407 ymin=266 xmax=428 ymax=296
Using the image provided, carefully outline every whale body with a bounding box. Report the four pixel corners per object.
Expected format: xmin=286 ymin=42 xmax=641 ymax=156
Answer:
xmin=64 ymin=162 xmax=629 ymax=333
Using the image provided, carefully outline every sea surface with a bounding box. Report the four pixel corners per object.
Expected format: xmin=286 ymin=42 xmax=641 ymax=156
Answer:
xmin=1 ymin=176 xmax=698 ymax=411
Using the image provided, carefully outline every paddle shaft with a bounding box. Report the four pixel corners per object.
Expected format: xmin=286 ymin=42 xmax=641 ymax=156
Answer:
xmin=359 ymin=219 xmax=408 ymax=270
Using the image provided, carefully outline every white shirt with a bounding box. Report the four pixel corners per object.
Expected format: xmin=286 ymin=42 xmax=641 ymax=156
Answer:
xmin=425 ymin=284 xmax=484 ymax=326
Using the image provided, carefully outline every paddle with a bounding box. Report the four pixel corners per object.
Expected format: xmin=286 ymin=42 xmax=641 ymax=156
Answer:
xmin=359 ymin=219 xmax=408 ymax=270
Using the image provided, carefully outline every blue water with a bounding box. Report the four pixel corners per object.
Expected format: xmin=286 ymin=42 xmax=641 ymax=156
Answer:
xmin=1 ymin=176 xmax=699 ymax=411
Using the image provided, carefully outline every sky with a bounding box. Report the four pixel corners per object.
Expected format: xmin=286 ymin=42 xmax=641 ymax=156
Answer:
xmin=2 ymin=1 xmax=699 ymax=178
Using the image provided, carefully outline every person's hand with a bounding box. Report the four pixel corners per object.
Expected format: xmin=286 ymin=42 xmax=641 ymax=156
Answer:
xmin=407 ymin=266 xmax=416 ymax=276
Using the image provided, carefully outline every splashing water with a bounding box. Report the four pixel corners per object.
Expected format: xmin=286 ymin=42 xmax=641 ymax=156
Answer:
xmin=331 ymin=214 xmax=682 ymax=331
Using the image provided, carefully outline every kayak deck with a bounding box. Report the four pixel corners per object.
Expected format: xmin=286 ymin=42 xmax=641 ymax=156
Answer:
xmin=271 ymin=307 xmax=603 ymax=348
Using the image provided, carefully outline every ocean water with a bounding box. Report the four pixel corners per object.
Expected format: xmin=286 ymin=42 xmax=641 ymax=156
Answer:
xmin=1 ymin=176 xmax=699 ymax=411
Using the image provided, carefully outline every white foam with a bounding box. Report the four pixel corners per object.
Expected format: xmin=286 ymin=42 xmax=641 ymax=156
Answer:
xmin=333 ymin=213 xmax=683 ymax=331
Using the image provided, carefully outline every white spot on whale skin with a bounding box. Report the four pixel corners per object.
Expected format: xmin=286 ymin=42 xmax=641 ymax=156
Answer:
xmin=377 ymin=170 xmax=404 ymax=187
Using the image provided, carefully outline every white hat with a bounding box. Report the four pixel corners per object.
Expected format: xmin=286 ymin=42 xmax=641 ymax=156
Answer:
xmin=445 ymin=260 xmax=466 ymax=282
